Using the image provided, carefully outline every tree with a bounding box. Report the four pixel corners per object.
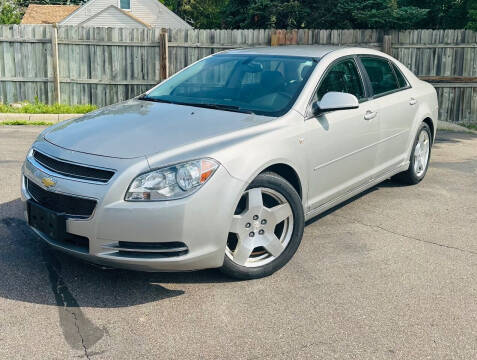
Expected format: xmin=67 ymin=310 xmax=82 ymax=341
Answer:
xmin=400 ymin=0 xmax=471 ymax=29
xmin=223 ymin=0 xmax=310 ymax=28
xmin=466 ymin=0 xmax=477 ymax=30
xmin=222 ymin=0 xmax=252 ymax=28
xmin=160 ymin=0 xmax=477 ymax=29
xmin=350 ymin=0 xmax=429 ymax=29
xmin=0 ymin=0 xmax=22 ymax=24
xmin=160 ymin=0 xmax=226 ymax=28
xmin=223 ymin=0 xmax=429 ymax=29
xmin=182 ymin=0 xmax=226 ymax=28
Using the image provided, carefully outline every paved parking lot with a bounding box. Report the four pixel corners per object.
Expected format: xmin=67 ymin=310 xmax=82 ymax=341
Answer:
xmin=1 ymin=125 xmax=477 ymax=359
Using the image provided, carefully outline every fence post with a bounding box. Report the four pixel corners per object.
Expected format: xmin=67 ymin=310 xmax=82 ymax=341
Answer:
xmin=159 ymin=28 xmax=169 ymax=81
xmin=383 ymin=35 xmax=392 ymax=55
xmin=51 ymin=24 xmax=61 ymax=104
xmin=271 ymin=30 xmax=278 ymax=46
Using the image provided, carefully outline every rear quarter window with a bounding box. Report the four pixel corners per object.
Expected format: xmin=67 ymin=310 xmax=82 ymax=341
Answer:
xmin=392 ymin=63 xmax=409 ymax=89
xmin=361 ymin=57 xmax=399 ymax=96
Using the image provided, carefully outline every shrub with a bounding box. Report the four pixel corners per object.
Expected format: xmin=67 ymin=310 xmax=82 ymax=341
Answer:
xmin=0 ymin=0 xmax=22 ymax=25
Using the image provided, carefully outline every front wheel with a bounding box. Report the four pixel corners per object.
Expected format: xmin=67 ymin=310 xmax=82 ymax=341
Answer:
xmin=220 ymin=172 xmax=304 ymax=279
xmin=393 ymin=122 xmax=432 ymax=185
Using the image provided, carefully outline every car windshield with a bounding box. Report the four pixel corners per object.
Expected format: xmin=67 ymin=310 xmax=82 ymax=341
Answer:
xmin=142 ymin=54 xmax=317 ymax=117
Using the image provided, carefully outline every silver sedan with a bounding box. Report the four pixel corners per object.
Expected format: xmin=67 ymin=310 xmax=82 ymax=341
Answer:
xmin=21 ymin=46 xmax=438 ymax=279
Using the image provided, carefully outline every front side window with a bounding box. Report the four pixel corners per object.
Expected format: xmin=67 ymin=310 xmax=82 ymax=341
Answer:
xmin=120 ymin=0 xmax=131 ymax=10
xmin=314 ymin=59 xmax=365 ymax=102
xmin=144 ymin=54 xmax=317 ymax=117
xmin=361 ymin=57 xmax=399 ymax=96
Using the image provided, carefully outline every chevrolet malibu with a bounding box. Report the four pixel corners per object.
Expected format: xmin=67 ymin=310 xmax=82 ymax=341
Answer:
xmin=21 ymin=46 xmax=438 ymax=279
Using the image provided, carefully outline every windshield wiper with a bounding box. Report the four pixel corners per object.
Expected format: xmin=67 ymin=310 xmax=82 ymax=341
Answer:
xmin=183 ymin=103 xmax=254 ymax=114
xmin=138 ymin=95 xmax=173 ymax=104
xmin=138 ymin=96 xmax=254 ymax=114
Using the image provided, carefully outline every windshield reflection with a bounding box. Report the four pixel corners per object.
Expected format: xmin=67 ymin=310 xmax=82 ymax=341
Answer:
xmin=143 ymin=54 xmax=317 ymax=117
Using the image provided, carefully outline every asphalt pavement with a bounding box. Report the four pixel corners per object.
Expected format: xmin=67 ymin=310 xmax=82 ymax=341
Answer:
xmin=0 ymin=125 xmax=476 ymax=359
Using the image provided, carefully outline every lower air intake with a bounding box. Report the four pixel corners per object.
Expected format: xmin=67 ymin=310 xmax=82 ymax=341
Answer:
xmin=103 ymin=241 xmax=188 ymax=258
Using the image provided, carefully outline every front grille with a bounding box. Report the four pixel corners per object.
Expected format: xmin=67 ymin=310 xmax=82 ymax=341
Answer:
xmin=27 ymin=179 xmax=96 ymax=217
xmin=33 ymin=150 xmax=114 ymax=183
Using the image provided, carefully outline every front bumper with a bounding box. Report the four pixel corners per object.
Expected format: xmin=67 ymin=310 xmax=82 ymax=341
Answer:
xmin=21 ymin=142 xmax=244 ymax=272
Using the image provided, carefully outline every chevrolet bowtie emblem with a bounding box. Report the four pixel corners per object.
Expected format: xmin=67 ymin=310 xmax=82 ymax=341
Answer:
xmin=41 ymin=177 xmax=56 ymax=188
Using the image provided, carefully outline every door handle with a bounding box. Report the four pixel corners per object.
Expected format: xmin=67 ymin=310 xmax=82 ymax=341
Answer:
xmin=409 ymin=98 xmax=417 ymax=106
xmin=364 ymin=110 xmax=377 ymax=120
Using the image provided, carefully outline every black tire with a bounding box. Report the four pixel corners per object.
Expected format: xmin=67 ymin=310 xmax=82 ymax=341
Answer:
xmin=220 ymin=172 xmax=304 ymax=280
xmin=393 ymin=122 xmax=432 ymax=185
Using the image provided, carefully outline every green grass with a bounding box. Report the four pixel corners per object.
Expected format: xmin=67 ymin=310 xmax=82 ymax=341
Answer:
xmin=462 ymin=123 xmax=477 ymax=131
xmin=0 ymin=120 xmax=54 ymax=126
xmin=0 ymin=102 xmax=97 ymax=114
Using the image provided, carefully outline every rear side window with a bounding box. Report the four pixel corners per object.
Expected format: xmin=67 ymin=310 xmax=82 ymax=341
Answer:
xmin=392 ymin=63 xmax=409 ymax=89
xmin=315 ymin=59 xmax=365 ymax=102
xmin=361 ymin=57 xmax=399 ymax=96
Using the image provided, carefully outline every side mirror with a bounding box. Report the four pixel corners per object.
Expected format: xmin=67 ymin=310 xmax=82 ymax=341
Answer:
xmin=312 ymin=92 xmax=359 ymax=116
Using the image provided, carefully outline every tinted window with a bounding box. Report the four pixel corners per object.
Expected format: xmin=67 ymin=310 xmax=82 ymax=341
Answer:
xmin=145 ymin=54 xmax=317 ymax=117
xmin=392 ymin=63 xmax=408 ymax=88
xmin=315 ymin=59 xmax=364 ymax=102
xmin=361 ymin=57 xmax=399 ymax=96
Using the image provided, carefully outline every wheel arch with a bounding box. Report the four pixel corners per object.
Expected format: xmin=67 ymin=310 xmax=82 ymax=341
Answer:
xmin=259 ymin=163 xmax=303 ymax=199
xmin=423 ymin=117 xmax=435 ymax=144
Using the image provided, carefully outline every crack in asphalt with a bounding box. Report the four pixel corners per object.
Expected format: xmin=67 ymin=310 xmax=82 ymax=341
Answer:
xmin=53 ymin=272 xmax=92 ymax=360
xmin=43 ymin=249 xmax=105 ymax=357
xmin=1 ymin=217 xmax=104 ymax=357
xmin=71 ymin=311 xmax=90 ymax=360
xmin=333 ymin=214 xmax=477 ymax=256
xmin=56 ymin=276 xmax=91 ymax=359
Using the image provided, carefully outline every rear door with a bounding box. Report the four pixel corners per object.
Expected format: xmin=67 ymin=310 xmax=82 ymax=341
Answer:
xmin=358 ymin=56 xmax=418 ymax=175
xmin=304 ymin=57 xmax=380 ymax=210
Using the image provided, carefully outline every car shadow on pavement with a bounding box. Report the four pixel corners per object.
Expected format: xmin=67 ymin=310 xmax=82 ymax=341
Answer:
xmin=434 ymin=129 xmax=477 ymax=145
xmin=305 ymin=178 xmax=404 ymax=227
xmin=0 ymin=198 xmax=234 ymax=310
xmin=0 ymin=198 xmax=237 ymax=352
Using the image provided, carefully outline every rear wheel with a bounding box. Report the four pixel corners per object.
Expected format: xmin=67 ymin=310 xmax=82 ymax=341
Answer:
xmin=393 ymin=122 xmax=432 ymax=185
xmin=220 ymin=172 xmax=304 ymax=279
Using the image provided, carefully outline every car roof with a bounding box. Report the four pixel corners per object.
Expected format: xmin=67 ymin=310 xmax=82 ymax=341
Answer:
xmin=222 ymin=45 xmax=344 ymax=59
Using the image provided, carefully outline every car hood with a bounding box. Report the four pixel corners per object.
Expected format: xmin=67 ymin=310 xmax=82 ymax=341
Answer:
xmin=43 ymin=99 xmax=274 ymax=159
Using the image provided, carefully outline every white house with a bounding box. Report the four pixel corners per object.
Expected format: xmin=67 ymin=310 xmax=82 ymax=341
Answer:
xmin=58 ymin=0 xmax=192 ymax=28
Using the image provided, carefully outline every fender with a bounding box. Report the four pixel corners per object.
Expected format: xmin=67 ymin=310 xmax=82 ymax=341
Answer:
xmin=234 ymin=157 xmax=307 ymax=206
xmin=217 ymin=111 xmax=309 ymax=208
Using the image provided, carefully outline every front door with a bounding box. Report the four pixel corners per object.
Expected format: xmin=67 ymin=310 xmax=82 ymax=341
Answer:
xmin=304 ymin=57 xmax=380 ymax=210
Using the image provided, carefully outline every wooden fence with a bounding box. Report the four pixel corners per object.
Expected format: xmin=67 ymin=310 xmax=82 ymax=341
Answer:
xmin=0 ymin=25 xmax=476 ymax=123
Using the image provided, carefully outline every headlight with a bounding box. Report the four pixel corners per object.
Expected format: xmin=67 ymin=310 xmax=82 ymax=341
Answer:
xmin=125 ymin=159 xmax=219 ymax=201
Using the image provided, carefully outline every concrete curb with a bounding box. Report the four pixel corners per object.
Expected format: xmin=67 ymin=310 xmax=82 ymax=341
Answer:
xmin=0 ymin=113 xmax=82 ymax=123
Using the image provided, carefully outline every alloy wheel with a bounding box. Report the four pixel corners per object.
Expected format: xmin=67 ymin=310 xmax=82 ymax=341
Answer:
xmin=413 ymin=129 xmax=430 ymax=177
xmin=226 ymin=187 xmax=294 ymax=268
